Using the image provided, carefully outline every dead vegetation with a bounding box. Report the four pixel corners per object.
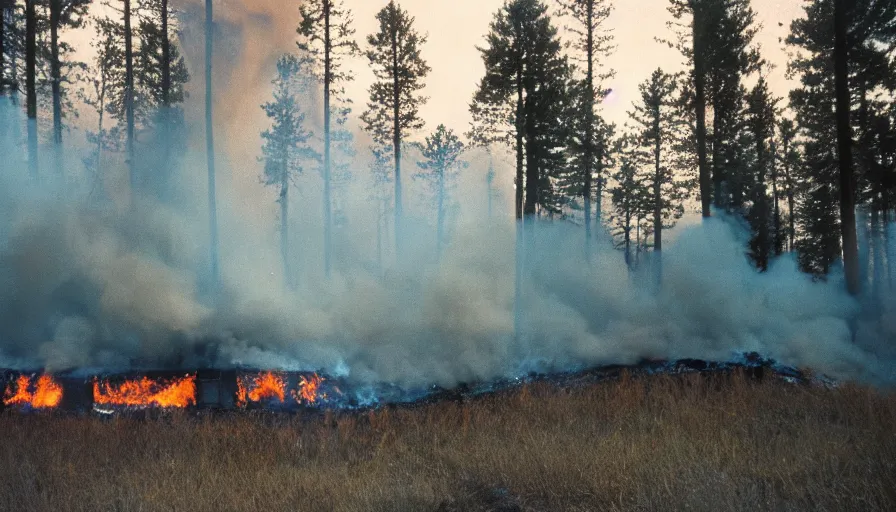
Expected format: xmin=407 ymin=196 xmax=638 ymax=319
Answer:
xmin=1 ymin=370 xmax=895 ymax=511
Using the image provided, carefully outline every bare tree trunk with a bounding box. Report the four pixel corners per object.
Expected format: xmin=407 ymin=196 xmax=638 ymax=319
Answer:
xmin=390 ymin=23 xmax=402 ymax=259
xmin=161 ymin=0 xmax=171 ymax=196
xmin=50 ymin=0 xmax=62 ymax=176
xmin=323 ymin=0 xmax=333 ymax=278
xmin=653 ymin=106 xmax=663 ymax=286
xmin=871 ymin=207 xmax=882 ymax=303
xmin=693 ymin=4 xmax=711 ymax=218
xmin=376 ymin=198 xmax=383 ymax=274
xmin=486 ymin=154 xmax=494 ymax=219
xmin=280 ymin=162 xmax=291 ymax=289
xmin=26 ymin=0 xmax=37 ymax=178
xmin=513 ymin=68 xmax=524 ymax=343
xmin=583 ymin=1 xmax=594 ymax=260
xmin=834 ymin=0 xmax=860 ymax=296
xmin=206 ymin=0 xmax=220 ymax=289
xmin=436 ymin=165 xmax=445 ymax=260
xmin=124 ymin=0 xmax=136 ymax=195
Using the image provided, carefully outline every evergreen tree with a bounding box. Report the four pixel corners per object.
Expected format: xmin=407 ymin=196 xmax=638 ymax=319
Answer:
xmin=415 ymin=124 xmax=467 ymax=259
xmin=744 ymin=76 xmax=779 ymax=271
xmin=361 ymin=0 xmax=430 ymax=258
xmin=260 ymin=55 xmax=318 ymax=289
xmin=298 ymin=0 xmax=360 ymax=278
xmin=556 ymin=0 xmax=614 ymax=248
xmin=610 ymin=140 xmax=650 ymax=268
xmin=369 ymin=144 xmax=393 ymax=273
xmin=626 ymin=68 xmax=687 ymax=274
xmin=136 ymin=0 xmax=189 ymax=200
xmin=471 ymin=0 xmax=569 ymax=223
xmin=787 ymin=0 xmax=896 ymax=286
xmin=47 ymin=0 xmax=90 ymax=168
xmin=775 ymin=117 xmax=800 ymax=253
xmin=25 ymin=0 xmax=36 ymax=176
xmin=79 ymin=16 xmax=123 ymax=203
xmin=205 ymin=0 xmax=219 ymax=288
xmin=666 ymin=0 xmax=761 ymax=216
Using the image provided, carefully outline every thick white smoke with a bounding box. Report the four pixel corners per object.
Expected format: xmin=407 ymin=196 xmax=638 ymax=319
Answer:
xmin=0 ymin=1 xmax=893 ymax=388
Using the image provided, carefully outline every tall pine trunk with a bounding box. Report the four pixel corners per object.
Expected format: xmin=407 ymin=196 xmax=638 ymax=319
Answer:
xmin=436 ymin=165 xmax=445 ymax=260
xmin=711 ymin=98 xmax=723 ymax=210
xmin=391 ymin=24 xmax=402 ymax=259
xmin=653 ymin=106 xmax=663 ymax=286
xmin=583 ymin=2 xmax=594 ymax=259
xmin=50 ymin=0 xmax=62 ymax=176
xmin=595 ymin=140 xmax=604 ymax=225
xmin=833 ymin=0 xmax=860 ymax=296
xmin=515 ymin=71 xmax=524 ymax=221
xmin=322 ymin=0 xmax=333 ymax=278
xmin=513 ymin=62 xmax=525 ymax=343
xmin=771 ymin=155 xmax=782 ymax=256
xmin=692 ymin=3 xmax=711 ymax=218
xmin=124 ymin=0 xmax=135 ymax=196
xmin=486 ymin=156 xmax=494 ymax=219
xmin=206 ymin=0 xmax=220 ymax=288
xmin=26 ymin=0 xmax=37 ymax=177
xmin=160 ymin=0 xmax=171 ymax=199
xmin=871 ymin=207 xmax=883 ymax=303
xmin=280 ymin=161 xmax=290 ymax=289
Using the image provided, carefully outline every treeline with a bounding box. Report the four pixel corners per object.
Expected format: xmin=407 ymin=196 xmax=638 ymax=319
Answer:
xmin=1 ymin=0 xmax=894 ymax=298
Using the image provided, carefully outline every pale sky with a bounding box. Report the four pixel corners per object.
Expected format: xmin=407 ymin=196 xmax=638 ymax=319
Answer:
xmin=341 ymin=0 xmax=806 ymax=136
xmin=71 ymin=0 xmax=808 ymax=147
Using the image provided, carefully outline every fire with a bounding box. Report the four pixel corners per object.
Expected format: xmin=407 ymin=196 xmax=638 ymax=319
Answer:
xmin=295 ymin=373 xmax=325 ymax=404
xmin=3 ymin=374 xmax=63 ymax=409
xmin=237 ymin=372 xmax=286 ymax=407
xmin=93 ymin=375 xmax=196 ymax=408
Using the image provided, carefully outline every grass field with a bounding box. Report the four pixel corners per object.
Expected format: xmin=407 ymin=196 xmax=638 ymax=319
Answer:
xmin=1 ymin=370 xmax=894 ymax=511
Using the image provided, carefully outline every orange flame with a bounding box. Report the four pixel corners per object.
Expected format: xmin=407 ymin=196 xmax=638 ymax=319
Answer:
xmin=93 ymin=375 xmax=196 ymax=408
xmin=236 ymin=372 xmax=286 ymax=407
xmin=295 ymin=373 xmax=325 ymax=404
xmin=3 ymin=374 xmax=63 ymax=409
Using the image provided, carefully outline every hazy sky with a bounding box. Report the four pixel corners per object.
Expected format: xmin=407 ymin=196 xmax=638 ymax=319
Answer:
xmin=71 ymin=0 xmax=808 ymax=140
xmin=341 ymin=0 xmax=807 ymax=136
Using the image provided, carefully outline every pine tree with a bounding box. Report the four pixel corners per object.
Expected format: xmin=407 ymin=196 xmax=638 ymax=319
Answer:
xmin=610 ymin=139 xmax=650 ymax=268
xmin=833 ymin=0 xmax=859 ymax=294
xmin=369 ymin=144 xmax=393 ymax=273
xmin=558 ymin=79 xmax=615 ymax=234
xmin=79 ymin=16 xmax=123 ymax=203
xmin=787 ymin=0 xmax=896 ymax=287
xmin=261 ymin=55 xmax=318 ymax=289
xmin=666 ymin=0 xmax=761 ymax=216
xmin=415 ymin=124 xmax=467 ymax=259
xmin=361 ymin=0 xmax=430 ymax=259
xmin=626 ymin=68 xmax=688 ymax=281
xmin=298 ymin=0 xmax=360 ymax=278
xmin=556 ymin=0 xmax=614 ymax=249
xmin=47 ymin=0 xmax=90 ymax=170
xmin=205 ymin=0 xmax=219 ymax=288
xmin=775 ymin=117 xmax=800 ymax=253
xmin=744 ymin=76 xmax=778 ymax=271
xmin=25 ymin=0 xmax=36 ymax=176
xmin=471 ymin=0 xmax=569 ymax=223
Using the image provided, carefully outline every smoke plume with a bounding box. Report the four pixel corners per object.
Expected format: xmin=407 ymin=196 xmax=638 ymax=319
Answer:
xmin=0 ymin=1 xmax=893 ymax=388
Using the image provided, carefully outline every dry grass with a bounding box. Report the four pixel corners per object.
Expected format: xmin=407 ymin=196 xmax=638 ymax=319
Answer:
xmin=1 ymin=371 xmax=895 ymax=511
